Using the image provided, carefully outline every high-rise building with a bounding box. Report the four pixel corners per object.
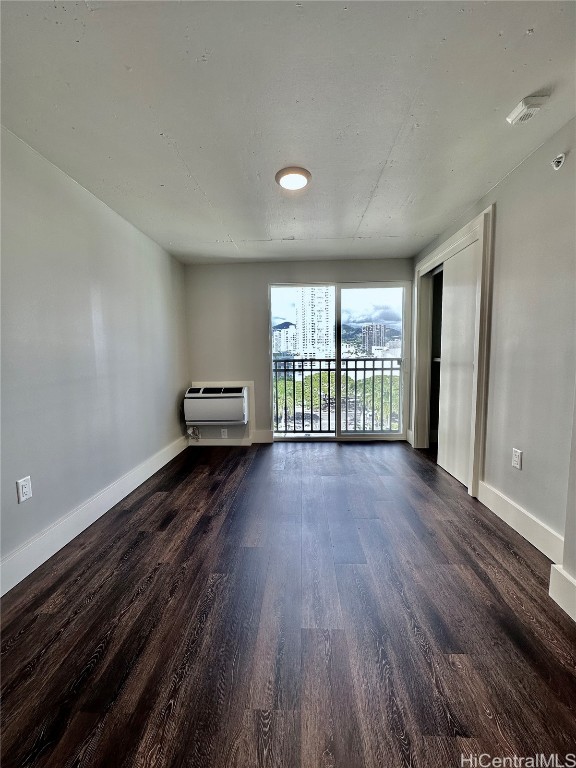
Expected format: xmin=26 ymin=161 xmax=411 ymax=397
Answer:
xmin=272 ymin=322 xmax=297 ymax=354
xmin=362 ymin=323 xmax=386 ymax=353
xmin=295 ymin=286 xmax=335 ymax=358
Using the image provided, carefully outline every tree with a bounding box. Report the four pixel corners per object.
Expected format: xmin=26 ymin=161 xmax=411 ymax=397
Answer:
xmin=273 ymin=368 xmax=400 ymax=431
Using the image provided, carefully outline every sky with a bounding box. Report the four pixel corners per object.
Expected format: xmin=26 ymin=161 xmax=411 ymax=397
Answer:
xmin=271 ymin=285 xmax=403 ymax=328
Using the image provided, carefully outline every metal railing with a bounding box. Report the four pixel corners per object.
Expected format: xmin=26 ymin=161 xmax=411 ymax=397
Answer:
xmin=272 ymin=357 xmax=402 ymax=435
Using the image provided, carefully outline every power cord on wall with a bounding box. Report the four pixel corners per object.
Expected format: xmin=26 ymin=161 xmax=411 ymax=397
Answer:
xmin=187 ymin=426 xmax=201 ymax=442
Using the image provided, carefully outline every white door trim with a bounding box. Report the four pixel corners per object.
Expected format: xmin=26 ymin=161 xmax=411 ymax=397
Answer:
xmin=411 ymin=205 xmax=494 ymax=496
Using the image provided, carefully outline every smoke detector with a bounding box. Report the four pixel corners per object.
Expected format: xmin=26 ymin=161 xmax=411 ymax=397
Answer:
xmin=506 ymin=96 xmax=549 ymax=125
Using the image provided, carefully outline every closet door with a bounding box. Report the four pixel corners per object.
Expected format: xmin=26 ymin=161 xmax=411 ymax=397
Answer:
xmin=437 ymin=240 xmax=480 ymax=486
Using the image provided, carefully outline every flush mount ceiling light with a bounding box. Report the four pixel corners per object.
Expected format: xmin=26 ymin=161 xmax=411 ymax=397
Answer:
xmin=275 ymin=167 xmax=311 ymax=190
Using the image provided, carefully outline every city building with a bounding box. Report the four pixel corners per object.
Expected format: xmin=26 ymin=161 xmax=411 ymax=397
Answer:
xmin=272 ymin=322 xmax=297 ymax=354
xmin=362 ymin=323 xmax=387 ymax=353
xmin=295 ymin=286 xmax=335 ymax=358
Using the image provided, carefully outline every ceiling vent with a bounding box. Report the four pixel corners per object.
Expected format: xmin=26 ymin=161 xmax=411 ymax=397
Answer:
xmin=506 ymin=96 xmax=549 ymax=125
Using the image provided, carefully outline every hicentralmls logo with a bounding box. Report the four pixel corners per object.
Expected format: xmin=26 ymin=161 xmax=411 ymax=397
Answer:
xmin=461 ymin=755 xmax=576 ymax=768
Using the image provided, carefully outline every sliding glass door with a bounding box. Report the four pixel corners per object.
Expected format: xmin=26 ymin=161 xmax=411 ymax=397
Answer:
xmin=270 ymin=282 xmax=409 ymax=438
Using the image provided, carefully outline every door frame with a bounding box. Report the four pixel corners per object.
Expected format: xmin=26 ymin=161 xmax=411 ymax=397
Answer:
xmin=269 ymin=280 xmax=412 ymax=441
xmin=411 ymin=205 xmax=494 ymax=496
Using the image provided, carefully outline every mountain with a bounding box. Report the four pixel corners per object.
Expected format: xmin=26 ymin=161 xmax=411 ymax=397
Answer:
xmin=342 ymin=323 xmax=362 ymax=343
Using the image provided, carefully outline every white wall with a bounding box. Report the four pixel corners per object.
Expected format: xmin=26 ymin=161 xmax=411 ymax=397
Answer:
xmin=549 ymin=378 xmax=576 ymax=621
xmin=1 ymin=129 xmax=189 ymax=588
xmin=415 ymin=118 xmax=576 ymax=542
xmin=563 ymin=393 xmax=576 ymax=577
xmin=184 ymin=259 xmax=413 ymax=437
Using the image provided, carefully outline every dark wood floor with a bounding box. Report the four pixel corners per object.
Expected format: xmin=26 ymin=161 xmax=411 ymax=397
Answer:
xmin=2 ymin=443 xmax=576 ymax=768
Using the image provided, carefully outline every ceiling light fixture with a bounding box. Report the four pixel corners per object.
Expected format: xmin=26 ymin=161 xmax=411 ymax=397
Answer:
xmin=275 ymin=167 xmax=311 ymax=190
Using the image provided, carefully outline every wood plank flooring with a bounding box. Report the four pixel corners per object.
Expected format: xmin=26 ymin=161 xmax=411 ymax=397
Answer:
xmin=2 ymin=442 xmax=576 ymax=767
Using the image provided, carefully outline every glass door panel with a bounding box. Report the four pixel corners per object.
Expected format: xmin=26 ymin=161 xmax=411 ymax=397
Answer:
xmin=271 ymin=285 xmax=336 ymax=435
xmin=339 ymin=286 xmax=405 ymax=434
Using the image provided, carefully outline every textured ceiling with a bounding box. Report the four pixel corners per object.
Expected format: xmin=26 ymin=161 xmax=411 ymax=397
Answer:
xmin=2 ymin=1 xmax=575 ymax=263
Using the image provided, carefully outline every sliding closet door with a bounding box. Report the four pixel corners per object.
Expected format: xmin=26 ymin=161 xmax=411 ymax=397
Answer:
xmin=437 ymin=241 xmax=480 ymax=486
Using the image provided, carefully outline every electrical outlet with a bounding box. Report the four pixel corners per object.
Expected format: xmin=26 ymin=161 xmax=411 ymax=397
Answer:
xmin=221 ymin=428 xmax=228 ymax=439
xmin=512 ymin=448 xmax=522 ymax=470
xmin=16 ymin=476 xmax=32 ymax=503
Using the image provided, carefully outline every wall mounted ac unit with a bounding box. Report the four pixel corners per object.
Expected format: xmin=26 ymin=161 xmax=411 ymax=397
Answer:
xmin=184 ymin=386 xmax=249 ymax=425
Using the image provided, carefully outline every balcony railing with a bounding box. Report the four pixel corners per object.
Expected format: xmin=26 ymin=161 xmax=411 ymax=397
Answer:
xmin=272 ymin=357 xmax=402 ymax=435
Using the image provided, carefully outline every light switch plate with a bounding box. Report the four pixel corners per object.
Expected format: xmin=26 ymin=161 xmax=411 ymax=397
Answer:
xmin=512 ymin=449 xmax=522 ymax=470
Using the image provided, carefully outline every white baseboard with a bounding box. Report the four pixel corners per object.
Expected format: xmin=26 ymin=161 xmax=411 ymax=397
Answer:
xmin=0 ymin=436 xmax=188 ymax=597
xmin=549 ymin=564 xmax=576 ymax=622
xmin=252 ymin=429 xmax=273 ymax=444
xmin=478 ymin=481 xmax=564 ymax=563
